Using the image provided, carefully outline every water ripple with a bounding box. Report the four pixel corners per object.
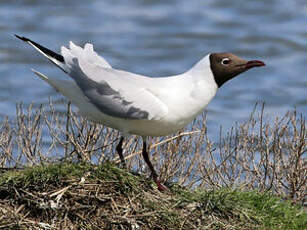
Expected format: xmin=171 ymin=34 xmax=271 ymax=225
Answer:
xmin=0 ymin=0 xmax=306 ymax=138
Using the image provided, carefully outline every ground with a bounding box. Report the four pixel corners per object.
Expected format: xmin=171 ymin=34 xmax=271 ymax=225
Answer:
xmin=0 ymin=162 xmax=306 ymax=230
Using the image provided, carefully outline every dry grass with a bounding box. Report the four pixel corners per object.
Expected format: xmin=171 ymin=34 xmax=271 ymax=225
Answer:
xmin=0 ymin=101 xmax=306 ymax=229
xmin=0 ymin=101 xmax=305 ymax=205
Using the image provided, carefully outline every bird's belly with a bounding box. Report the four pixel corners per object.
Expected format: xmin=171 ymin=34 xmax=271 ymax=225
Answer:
xmin=125 ymin=109 xmax=202 ymax=136
xmin=86 ymin=111 xmax=191 ymax=136
xmin=78 ymin=102 xmax=200 ymax=137
xmin=127 ymin=119 xmax=189 ymax=136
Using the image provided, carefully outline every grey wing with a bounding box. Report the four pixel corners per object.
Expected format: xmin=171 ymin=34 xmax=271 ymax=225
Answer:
xmin=62 ymin=43 xmax=168 ymax=120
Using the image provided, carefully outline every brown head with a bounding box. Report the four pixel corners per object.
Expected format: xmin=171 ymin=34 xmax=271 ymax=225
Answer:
xmin=209 ymin=53 xmax=265 ymax=87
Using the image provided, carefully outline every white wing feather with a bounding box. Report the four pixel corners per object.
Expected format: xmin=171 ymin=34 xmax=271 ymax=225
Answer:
xmin=61 ymin=42 xmax=168 ymax=120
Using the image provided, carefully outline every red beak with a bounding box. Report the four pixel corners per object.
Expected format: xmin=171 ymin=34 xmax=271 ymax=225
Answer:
xmin=245 ymin=60 xmax=265 ymax=70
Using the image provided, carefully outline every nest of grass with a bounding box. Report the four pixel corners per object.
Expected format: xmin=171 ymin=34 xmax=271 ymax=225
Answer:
xmin=0 ymin=163 xmax=306 ymax=230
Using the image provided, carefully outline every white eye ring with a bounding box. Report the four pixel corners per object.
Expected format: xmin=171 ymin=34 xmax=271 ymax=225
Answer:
xmin=221 ymin=58 xmax=231 ymax=65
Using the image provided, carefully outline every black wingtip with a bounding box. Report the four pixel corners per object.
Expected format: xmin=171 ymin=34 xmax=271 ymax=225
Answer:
xmin=14 ymin=34 xmax=65 ymax=63
xmin=15 ymin=34 xmax=29 ymax=42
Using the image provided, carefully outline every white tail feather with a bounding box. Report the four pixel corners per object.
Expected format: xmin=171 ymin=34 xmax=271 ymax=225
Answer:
xmin=61 ymin=42 xmax=111 ymax=73
xmin=31 ymin=69 xmax=85 ymax=105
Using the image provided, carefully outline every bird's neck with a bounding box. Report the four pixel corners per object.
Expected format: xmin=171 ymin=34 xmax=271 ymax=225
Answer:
xmin=179 ymin=55 xmax=218 ymax=116
xmin=185 ymin=54 xmax=218 ymax=94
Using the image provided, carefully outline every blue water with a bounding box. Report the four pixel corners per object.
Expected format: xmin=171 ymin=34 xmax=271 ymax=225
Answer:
xmin=1 ymin=0 xmax=307 ymax=139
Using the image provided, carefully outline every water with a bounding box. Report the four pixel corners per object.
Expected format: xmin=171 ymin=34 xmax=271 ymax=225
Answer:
xmin=1 ymin=0 xmax=307 ymax=139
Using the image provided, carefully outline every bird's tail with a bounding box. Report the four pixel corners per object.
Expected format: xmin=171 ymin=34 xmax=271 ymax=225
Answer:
xmin=31 ymin=69 xmax=85 ymax=105
xmin=15 ymin=34 xmax=112 ymax=74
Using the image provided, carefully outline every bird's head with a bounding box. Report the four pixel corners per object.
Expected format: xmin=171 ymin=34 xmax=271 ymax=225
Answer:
xmin=209 ymin=53 xmax=265 ymax=87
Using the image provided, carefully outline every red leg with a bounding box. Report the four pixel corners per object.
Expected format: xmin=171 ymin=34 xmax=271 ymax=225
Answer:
xmin=141 ymin=139 xmax=168 ymax=192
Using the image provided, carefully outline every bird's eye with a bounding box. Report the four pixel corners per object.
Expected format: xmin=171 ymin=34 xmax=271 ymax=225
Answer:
xmin=221 ymin=58 xmax=231 ymax=65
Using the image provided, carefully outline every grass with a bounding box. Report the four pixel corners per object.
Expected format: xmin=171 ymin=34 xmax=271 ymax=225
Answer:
xmin=0 ymin=162 xmax=306 ymax=229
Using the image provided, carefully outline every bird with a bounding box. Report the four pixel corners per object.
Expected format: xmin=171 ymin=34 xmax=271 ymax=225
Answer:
xmin=15 ymin=35 xmax=265 ymax=191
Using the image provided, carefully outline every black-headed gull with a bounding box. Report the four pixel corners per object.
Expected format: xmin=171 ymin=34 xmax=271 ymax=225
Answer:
xmin=16 ymin=35 xmax=265 ymax=191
